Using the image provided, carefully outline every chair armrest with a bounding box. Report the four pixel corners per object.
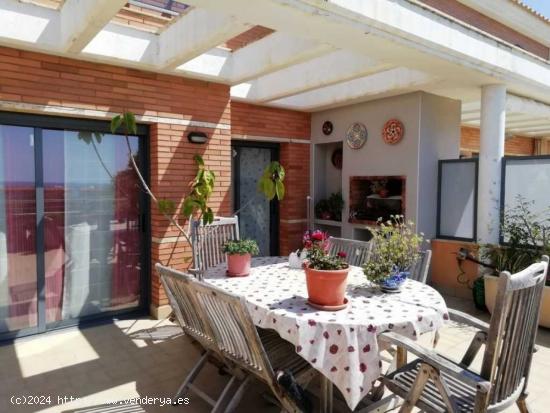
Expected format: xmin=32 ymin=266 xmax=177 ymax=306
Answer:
xmin=448 ymin=309 xmax=489 ymax=333
xmin=379 ymin=332 xmax=488 ymax=390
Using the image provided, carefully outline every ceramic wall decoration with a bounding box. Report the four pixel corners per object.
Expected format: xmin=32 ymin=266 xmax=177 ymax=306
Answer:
xmin=346 ymin=122 xmax=367 ymax=149
xmin=322 ymin=120 xmax=333 ymax=135
xmin=382 ymin=119 xmax=404 ymax=145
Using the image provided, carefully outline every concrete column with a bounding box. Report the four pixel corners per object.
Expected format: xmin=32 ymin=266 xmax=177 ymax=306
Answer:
xmin=477 ymin=84 xmax=506 ymax=244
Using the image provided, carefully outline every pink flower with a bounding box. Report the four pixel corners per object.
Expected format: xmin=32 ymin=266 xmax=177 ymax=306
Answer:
xmin=337 ymin=251 xmax=347 ymax=259
xmin=311 ymin=230 xmax=325 ymax=242
xmin=304 ymin=240 xmax=312 ymax=249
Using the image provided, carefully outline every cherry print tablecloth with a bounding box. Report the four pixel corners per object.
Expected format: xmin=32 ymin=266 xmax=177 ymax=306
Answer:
xmin=204 ymin=256 xmax=449 ymax=410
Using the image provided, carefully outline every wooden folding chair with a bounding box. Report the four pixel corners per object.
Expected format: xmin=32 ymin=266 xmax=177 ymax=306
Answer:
xmin=190 ymin=216 xmax=240 ymax=279
xmin=327 ymin=236 xmax=372 ymax=267
xmin=380 ymin=256 xmax=549 ymax=413
xmin=408 ymin=249 xmax=432 ymax=284
xmin=156 ymin=264 xmax=246 ymax=412
xmin=190 ymin=279 xmax=316 ymax=413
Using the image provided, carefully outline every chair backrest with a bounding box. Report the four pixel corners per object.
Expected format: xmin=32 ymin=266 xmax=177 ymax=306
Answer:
xmin=481 ymin=256 xmax=549 ymax=406
xmin=155 ymin=263 xmax=215 ymax=351
xmin=189 ymin=279 xmax=274 ymax=383
xmin=190 ymin=216 xmax=239 ymax=273
xmin=408 ymin=250 xmax=432 ymax=284
xmin=328 ymin=237 xmax=372 ymax=267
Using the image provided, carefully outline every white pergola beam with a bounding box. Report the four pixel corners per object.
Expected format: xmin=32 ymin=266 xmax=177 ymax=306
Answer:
xmin=508 ymin=124 xmax=550 ymax=133
xmin=228 ymin=31 xmax=333 ymax=84
xmin=177 ymin=31 xmax=334 ymax=85
xmin=524 ymin=131 xmax=550 ymax=137
xmin=506 ymin=118 xmax=550 ymax=128
xmin=158 ymin=8 xmax=249 ymax=70
xmin=506 ymin=94 xmax=550 ymax=119
xmin=270 ymin=67 xmax=434 ymax=111
xmin=60 ymin=0 xmax=126 ymax=53
xmin=231 ymin=50 xmax=391 ymax=102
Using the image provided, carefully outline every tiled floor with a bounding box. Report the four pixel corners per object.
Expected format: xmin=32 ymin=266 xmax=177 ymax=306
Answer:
xmin=1 ymin=296 xmax=549 ymax=413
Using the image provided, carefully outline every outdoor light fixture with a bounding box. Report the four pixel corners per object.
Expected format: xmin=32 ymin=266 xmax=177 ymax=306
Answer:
xmin=187 ymin=131 xmax=208 ymax=144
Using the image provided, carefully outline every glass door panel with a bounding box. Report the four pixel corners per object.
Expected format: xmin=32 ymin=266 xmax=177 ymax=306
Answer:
xmin=43 ymin=130 xmax=142 ymax=324
xmin=0 ymin=125 xmax=37 ymax=334
xmin=233 ymin=143 xmax=279 ymax=256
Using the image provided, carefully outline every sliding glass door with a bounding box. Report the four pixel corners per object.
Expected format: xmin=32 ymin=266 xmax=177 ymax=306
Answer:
xmin=0 ymin=125 xmax=38 ymax=334
xmin=0 ymin=114 xmax=148 ymax=339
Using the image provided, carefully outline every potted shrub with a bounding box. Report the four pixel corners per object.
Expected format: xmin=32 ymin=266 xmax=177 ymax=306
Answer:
xmin=302 ymin=230 xmax=350 ymax=308
xmin=222 ymin=239 xmax=259 ymax=277
xmin=314 ymin=192 xmax=344 ymax=221
xmin=363 ymin=215 xmax=423 ymax=292
xmin=482 ymin=197 xmax=550 ymax=325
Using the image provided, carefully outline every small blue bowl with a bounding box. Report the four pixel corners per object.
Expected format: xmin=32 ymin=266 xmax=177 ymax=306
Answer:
xmin=379 ymin=271 xmax=410 ymax=293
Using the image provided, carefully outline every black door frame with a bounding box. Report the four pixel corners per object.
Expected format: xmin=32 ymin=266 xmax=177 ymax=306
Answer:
xmin=232 ymin=140 xmax=280 ymax=256
xmin=0 ymin=111 xmax=150 ymax=342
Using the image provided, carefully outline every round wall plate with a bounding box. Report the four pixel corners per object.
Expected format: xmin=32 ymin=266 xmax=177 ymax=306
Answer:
xmin=346 ymin=123 xmax=367 ymax=149
xmin=322 ymin=121 xmax=333 ymax=135
xmin=382 ymin=119 xmax=404 ymax=145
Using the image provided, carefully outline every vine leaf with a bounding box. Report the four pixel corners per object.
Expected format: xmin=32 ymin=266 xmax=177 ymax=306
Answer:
xmin=258 ymin=161 xmax=285 ymax=201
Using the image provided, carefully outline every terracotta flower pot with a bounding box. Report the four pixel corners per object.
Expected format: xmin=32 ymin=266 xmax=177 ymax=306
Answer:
xmin=226 ymin=253 xmax=251 ymax=277
xmin=305 ymin=265 xmax=350 ymax=306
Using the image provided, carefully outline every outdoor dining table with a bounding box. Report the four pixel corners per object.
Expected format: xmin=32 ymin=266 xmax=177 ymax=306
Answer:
xmin=203 ymin=256 xmax=449 ymax=412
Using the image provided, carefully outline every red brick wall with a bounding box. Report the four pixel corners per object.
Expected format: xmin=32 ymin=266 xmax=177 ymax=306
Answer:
xmin=230 ymin=102 xmax=311 ymax=254
xmin=461 ymin=126 xmax=535 ymax=156
xmin=0 ymin=46 xmax=232 ymax=310
xmin=421 ymin=0 xmax=549 ymax=59
xmin=231 ymin=101 xmax=311 ymax=139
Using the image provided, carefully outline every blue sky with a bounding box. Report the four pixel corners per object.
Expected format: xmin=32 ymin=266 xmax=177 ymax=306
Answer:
xmin=521 ymin=0 xmax=550 ymax=18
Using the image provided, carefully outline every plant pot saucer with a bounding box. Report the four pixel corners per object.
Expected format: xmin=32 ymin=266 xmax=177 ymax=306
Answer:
xmin=307 ymin=297 xmax=348 ymax=311
xmin=226 ymin=270 xmax=249 ymax=277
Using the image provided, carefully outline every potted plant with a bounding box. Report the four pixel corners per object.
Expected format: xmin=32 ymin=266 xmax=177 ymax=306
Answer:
xmin=302 ymin=230 xmax=350 ymax=308
xmin=482 ymin=197 xmax=550 ymax=326
xmin=222 ymin=239 xmax=260 ymax=277
xmin=315 ymin=192 xmax=344 ymax=221
xmin=363 ymin=215 xmax=423 ymax=292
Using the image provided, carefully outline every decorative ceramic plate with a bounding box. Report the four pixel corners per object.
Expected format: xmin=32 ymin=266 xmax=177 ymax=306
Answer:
xmin=382 ymin=119 xmax=404 ymax=145
xmin=346 ymin=123 xmax=367 ymax=149
xmin=322 ymin=120 xmax=333 ymax=135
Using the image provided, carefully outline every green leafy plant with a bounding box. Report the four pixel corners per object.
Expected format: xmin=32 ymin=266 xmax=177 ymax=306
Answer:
xmin=106 ymin=111 xmax=219 ymax=266
xmin=327 ymin=192 xmax=344 ymax=221
xmin=110 ymin=112 xmax=215 ymax=226
xmin=222 ymin=239 xmax=260 ymax=256
xmin=363 ymin=215 xmax=423 ymax=283
xmin=481 ymin=196 xmax=550 ymax=276
xmin=302 ymin=230 xmax=348 ymax=270
xmin=258 ymin=161 xmax=285 ymax=201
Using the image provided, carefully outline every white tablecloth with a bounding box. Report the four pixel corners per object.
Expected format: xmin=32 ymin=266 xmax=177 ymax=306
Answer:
xmin=204 ymin=256 xmax=449 ymax=410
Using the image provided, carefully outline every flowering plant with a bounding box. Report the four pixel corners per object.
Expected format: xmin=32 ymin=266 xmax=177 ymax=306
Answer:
xmin=363 ymin=215 xmax=424 ymax=284
xmin=303 ymin=230 xmax=348 ymax=270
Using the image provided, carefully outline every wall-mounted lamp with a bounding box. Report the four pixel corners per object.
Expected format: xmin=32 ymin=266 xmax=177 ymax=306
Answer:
xmin=187 ymin=131 xmax=208 ymax=144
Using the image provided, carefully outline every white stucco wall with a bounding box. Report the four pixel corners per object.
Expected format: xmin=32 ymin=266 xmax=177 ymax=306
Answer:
xmin=311 ymin=91 xmax=461 ymax=240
